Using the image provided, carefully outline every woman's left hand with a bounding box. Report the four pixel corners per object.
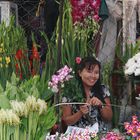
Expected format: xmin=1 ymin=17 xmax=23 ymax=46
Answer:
xmin=89 ymin=97 xmax=103 ymax=106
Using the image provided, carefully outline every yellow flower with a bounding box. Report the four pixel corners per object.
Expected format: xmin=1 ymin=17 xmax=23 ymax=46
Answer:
xmin=0 ymin=57 xmax=2 ymax=62
xmin=5 ymin=56 xmax=10 ymax=64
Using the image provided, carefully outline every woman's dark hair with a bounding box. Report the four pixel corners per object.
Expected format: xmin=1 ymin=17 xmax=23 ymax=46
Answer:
xmin=76 ymin=56 xmax=105 ymax=103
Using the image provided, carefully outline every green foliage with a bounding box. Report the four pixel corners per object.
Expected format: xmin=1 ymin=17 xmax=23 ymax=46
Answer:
xmin=62 ymin=77 xmax=84 ymax=102
xmin=101 ymin=61 xmax=113 ymax=87
xmin=0 ymin=16 xmax=29 ymax=88
xmin=33 ymin=106 xmax=57 ymax=140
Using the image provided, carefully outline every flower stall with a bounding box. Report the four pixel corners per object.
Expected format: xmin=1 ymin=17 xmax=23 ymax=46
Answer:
xmin=0 ymin=0 xmax=140 ymax=139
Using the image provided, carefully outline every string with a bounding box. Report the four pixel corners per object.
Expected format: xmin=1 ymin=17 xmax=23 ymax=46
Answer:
xmin=54 ymin=102 xmax=140 ymax=112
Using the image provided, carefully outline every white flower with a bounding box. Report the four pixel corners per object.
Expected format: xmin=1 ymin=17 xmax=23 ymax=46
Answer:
xmin=0 ymin=109 xmax=20 ymax=125
xmin=25 ymin=96 xmax=38 ymax=112
xmin=125 ymin=58 xmax=135 ymax=68
xmin=37 ymin=99 xmax=47 ymax=115
xmin=124 ymin=52 xmax=140 ymax=76
xmin=134 ymin=68 xmax=140 ymax=76
xmin=125 ymin=64 xmax=137 ymax=75
xmin=10 ymin=100 xmax=28 ymax=117
xmin=51 ymin=86 xmax=59 ymax=93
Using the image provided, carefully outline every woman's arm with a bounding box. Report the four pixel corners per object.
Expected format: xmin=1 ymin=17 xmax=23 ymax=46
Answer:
xmin=89 ymin=97 xmax=113 ymax=122
xmin=100 ymin=97 xmax=113 ymax=121
xmin=62 ymin=104 xmax=89 ymax=125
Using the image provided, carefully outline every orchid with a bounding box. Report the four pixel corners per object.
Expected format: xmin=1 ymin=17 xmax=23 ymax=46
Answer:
xmin=46 ymin=128 xmax=98 ymax=140
xmin=124 ymin=52 xmax=140 ymax=76
xmin=71 ymin=0 xmax=101 ymax=23
xmin=124 ymin=115 xmax=140 ymax=139
xmin=101 ymin=131 xmax=125 ymax=140
xmin=70 ymin=0 xmax=100 ymax=41
xmin=48 ymin=65 xmax=73 ymax=93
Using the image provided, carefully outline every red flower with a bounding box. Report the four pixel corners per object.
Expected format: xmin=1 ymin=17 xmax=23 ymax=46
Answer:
xmin=31 ymin=68 xmax=36 ymax=76
xmin=76 ymin=57 xmax=81 ymax=64
xmin=70 ymin=0 xmax=101 ymax=23
xmin=30 ymin=46 xmax=40 ymax=60
xmin=15 ymin=49 xmax=23 ymax=60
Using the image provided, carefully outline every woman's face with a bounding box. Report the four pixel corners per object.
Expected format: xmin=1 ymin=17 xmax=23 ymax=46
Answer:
xmin=79 ymin=64 xmax=100 ymax=88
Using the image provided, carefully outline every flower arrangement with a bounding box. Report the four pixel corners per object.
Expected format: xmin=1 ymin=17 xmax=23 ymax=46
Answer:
xmin=48 ymin=65 xmax=73 ymax=93
xmin=124 ymin=115 xmax=140 ymax=139
xmin=124 ymin=52 xmax=140 ymax=77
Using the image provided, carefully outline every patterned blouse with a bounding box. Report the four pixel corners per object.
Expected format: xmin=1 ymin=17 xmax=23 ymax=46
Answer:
xmin=62 ymin=85 xmax=111 ymax=132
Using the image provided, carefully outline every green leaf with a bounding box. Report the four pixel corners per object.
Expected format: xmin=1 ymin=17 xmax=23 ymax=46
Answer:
xmin=0 ymin=94 xmax=11 ymax=109
xmin=0 ymin=84 xmax=4 ymax=94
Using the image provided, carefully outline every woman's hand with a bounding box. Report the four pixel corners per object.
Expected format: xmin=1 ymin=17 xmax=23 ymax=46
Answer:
xmin=89 ymin=97 xmax=103 ymax=106
xmin=79 ymin=104 xmax=89 ymax=115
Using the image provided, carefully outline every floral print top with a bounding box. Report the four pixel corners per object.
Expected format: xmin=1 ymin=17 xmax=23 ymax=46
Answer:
xmin=62 ymin=85 xmax=111 ymax=132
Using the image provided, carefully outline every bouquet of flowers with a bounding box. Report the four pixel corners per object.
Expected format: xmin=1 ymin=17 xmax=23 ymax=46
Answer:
xmin=71 ymin=0 xmax=100 ymax=38
xmin=124 ymin=115 xmax=140 ymax=139
xmin=46 ymin=128 xmax=98 ymax=140
xmin=48 ymin=65 xmax=73 ymax=93
xmin=101 ymin=130 xmax=125 ymax=140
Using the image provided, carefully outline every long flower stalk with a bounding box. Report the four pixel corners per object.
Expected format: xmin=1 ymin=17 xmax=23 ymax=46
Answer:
xmin=27 ymin=111 xmax=33 ymax=140
xmin=14 ymin=126 xmax=19 ymax=140
xmin=0 ymin=124 xmax=2 ymax=140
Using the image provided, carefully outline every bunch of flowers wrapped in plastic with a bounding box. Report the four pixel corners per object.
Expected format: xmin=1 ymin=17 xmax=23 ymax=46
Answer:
xmin=124 ymin=52 xmax=140 ymax=76
xmin=124 ymin=115 xmax=140 ymax=139
xmin=46 ymin=128 xmax=98 ymax=140
xmin=48 ymin=65 xmax=73 ymax=93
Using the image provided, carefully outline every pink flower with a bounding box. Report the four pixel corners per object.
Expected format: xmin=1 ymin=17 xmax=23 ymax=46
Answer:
xmin=124 ymin=115 xmax=140 ymax=139
xmin=48 ymin=65 xmax=73 ymax=93
xmin=76 ymin=57 xmax=81 ymax=64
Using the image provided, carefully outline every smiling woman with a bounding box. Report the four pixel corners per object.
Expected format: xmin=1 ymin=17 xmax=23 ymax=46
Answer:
xmin=62 ymin=56 xmax=113 ymax=133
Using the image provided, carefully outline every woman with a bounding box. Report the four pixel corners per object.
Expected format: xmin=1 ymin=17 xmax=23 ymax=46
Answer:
xmin=62 ymin=56 xmax=113 ymax=132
